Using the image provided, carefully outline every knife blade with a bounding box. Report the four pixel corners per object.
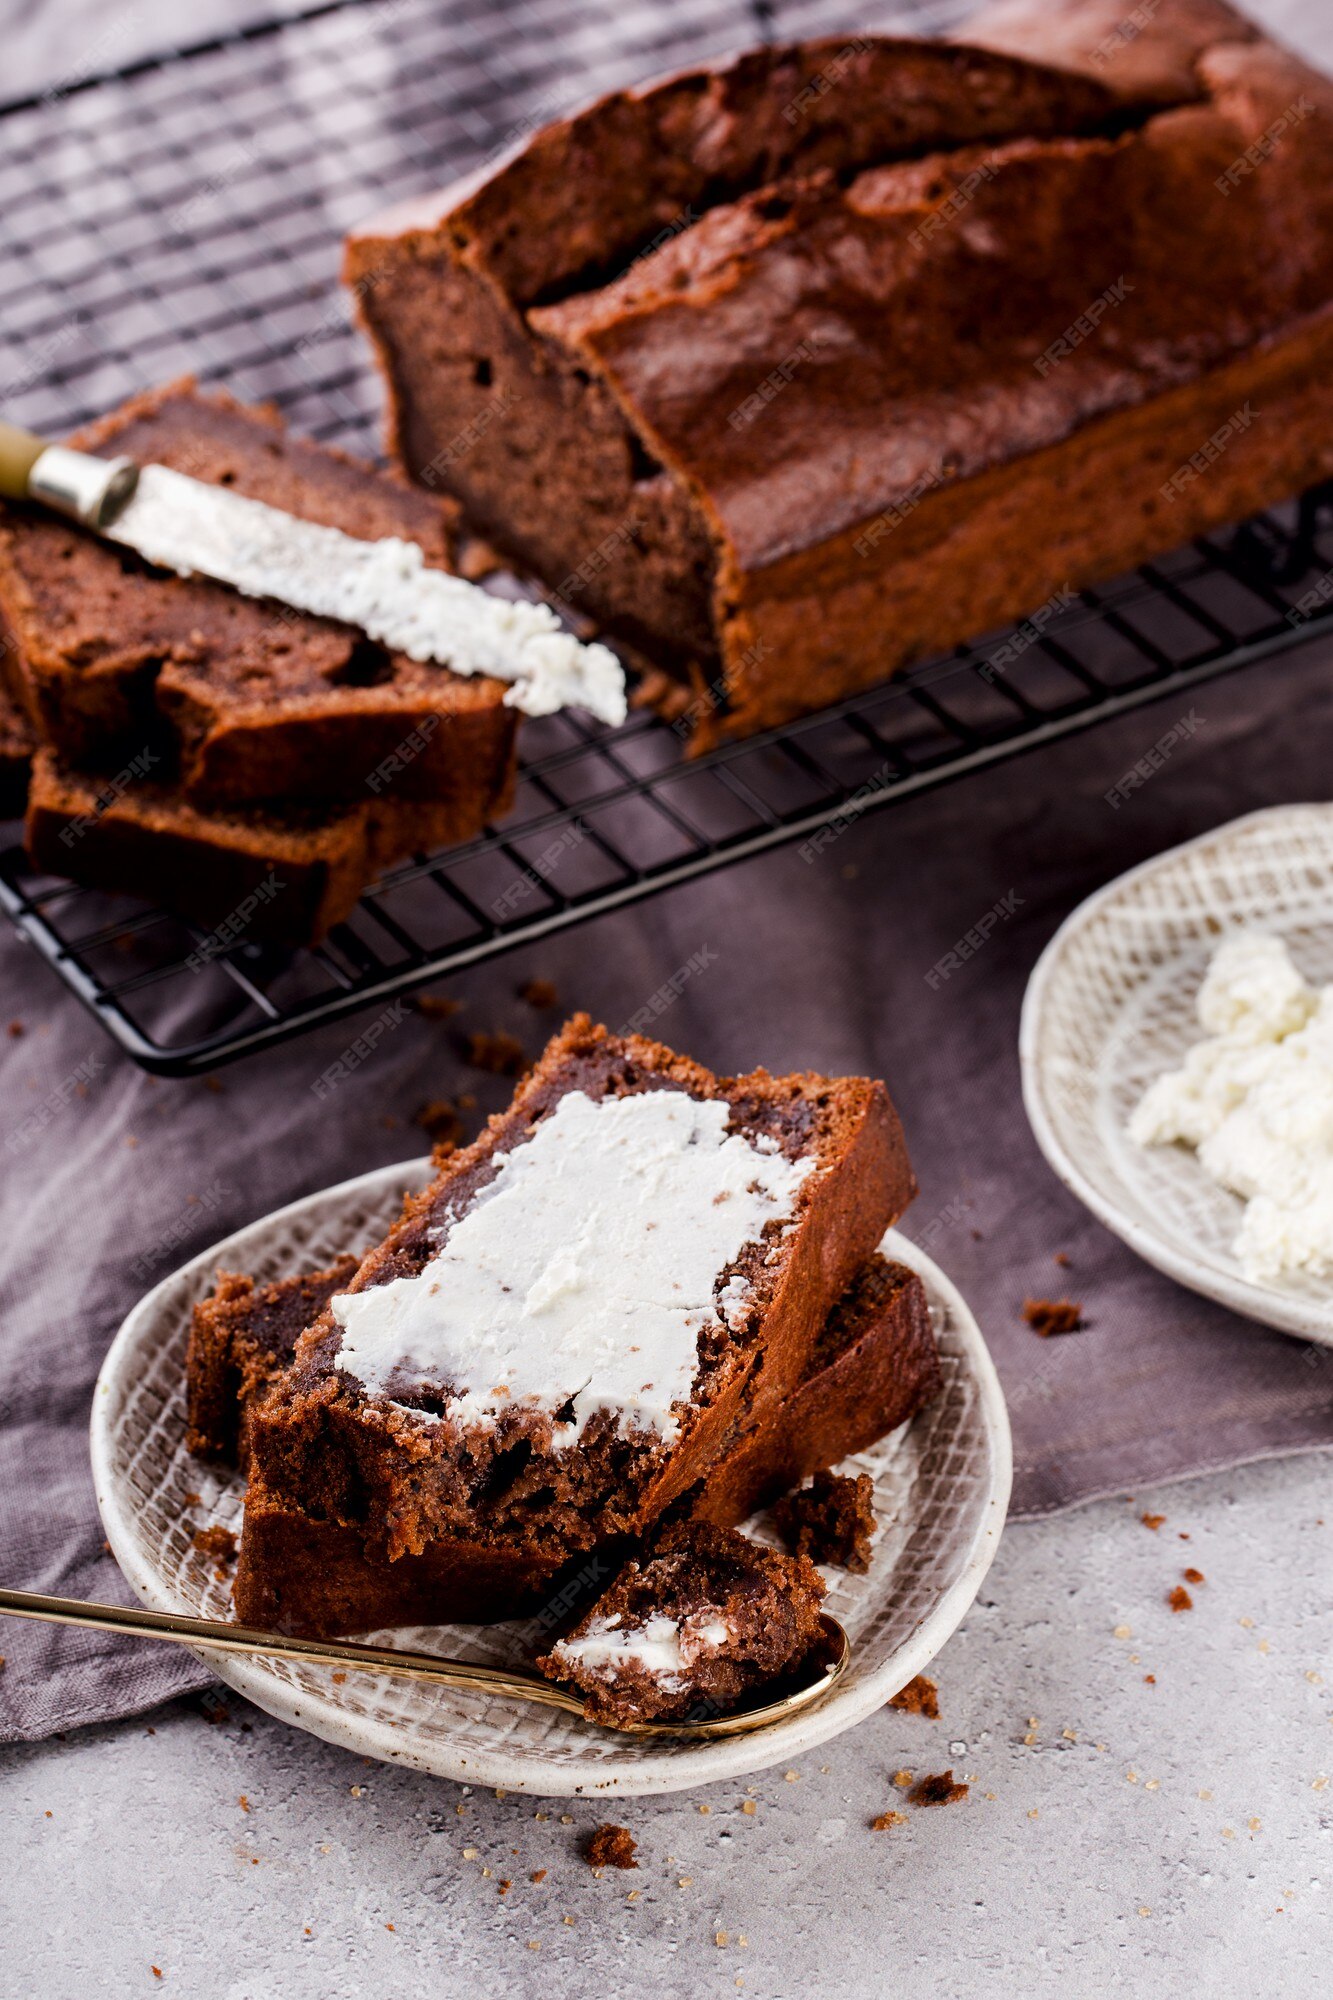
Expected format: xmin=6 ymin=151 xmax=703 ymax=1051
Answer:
xmin=0 ymin=422 xmax=627 ymax=725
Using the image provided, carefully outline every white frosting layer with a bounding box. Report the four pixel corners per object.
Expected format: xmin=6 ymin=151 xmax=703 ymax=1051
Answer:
xmin=331 ymin=1089 xmax=815 ymax=1440
xmin=552 ymin=1610 xmax=732 ymax=1691
xmin=1129 ymin=933 xmax=1333 ymax=1283
xmin=111 ymin=464 xmax=627 ymax=724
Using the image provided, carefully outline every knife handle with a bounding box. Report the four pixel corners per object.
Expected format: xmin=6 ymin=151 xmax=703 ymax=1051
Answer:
xmin=0 ymin=422 xmax=138 ymax=527
xmin=0 ymin=420 xmax=46 ymax=501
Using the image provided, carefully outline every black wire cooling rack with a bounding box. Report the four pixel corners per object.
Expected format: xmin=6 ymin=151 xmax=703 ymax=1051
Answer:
xmin=1 ymin=0 xmax=1332 ymax=1074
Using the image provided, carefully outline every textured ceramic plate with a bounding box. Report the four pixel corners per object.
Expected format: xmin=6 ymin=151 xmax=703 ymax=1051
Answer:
xmin=92 ymin=1158 xmax=1011 ymax=1796
xmin=1021 ymin=803 xmax=1333 ymax=1347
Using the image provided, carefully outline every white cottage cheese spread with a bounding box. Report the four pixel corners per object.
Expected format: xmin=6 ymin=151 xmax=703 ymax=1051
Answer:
xmin=550 ymin=1610 xmax=732 ymax=1692
xmin=112 ymin=463 xmax=627 ymax=723
xmin=331 ymin=1088 xmax=815 ymax=1439
xmin=1128 ymin=932 xmax=1333 ymax=1284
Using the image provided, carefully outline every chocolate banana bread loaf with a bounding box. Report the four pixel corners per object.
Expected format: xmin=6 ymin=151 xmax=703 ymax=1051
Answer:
xmin=200 ymin=1244 xmax=936 ymax=1634
xmin=240 ymin=1015 xmax=913 ymax=1612
xmin=347 ymin=0 xmax=1333 ymax=748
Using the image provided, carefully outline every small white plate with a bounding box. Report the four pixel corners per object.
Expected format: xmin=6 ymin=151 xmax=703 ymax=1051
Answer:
xmin=91 ymin=1158 xmax=1011 ymax=1797
xmin=1021 ymin=803 xmax=1333 ymax=1347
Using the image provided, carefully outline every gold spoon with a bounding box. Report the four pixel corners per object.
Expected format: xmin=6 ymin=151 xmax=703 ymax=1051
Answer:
xmin=0 ymin=1586 xmax=849 ymax=1739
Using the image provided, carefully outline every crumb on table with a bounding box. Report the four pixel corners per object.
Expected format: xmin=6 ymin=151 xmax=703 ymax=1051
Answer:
xmin=1023 ymin=1297 xmax=1085 ymax=1336
xmin=1168 ymin=1585 xmax=1194 ymax=1612
xmin=466 ymin=1030 xmax=527 ymax=1076
xmin=888 ymin=1674 xmax=939 ymax=1720
xmin=413 ymin=993 xmax=462 ymax=1020
xmin=518 ymin=978 xmax=559 ymax=1010
xmin=584 ymin=1825 xmax=637 ymax=1870
xmin=908 ymin=1770 xmax=969 ymax=1808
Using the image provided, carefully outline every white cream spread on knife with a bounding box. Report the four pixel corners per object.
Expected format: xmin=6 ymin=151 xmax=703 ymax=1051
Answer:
xmin=108 ymin=463 xmax=627 ymax=723
xmin=330 ymin=1089 xmax=815 ymax=1439
xmin=1129 ymin=932 xmax=1333 ymax=1284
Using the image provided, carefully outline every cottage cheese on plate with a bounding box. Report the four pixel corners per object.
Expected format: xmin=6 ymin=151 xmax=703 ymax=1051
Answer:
xmin=1129 ymin=932 xmax=1333 ymax=1285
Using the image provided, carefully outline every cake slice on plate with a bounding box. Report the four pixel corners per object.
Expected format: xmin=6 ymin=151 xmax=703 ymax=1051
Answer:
xmin=235 ymin=1014 xmax=916 ymax=1627
xmin=193 ymin=1244 xmax=938 ymax=1634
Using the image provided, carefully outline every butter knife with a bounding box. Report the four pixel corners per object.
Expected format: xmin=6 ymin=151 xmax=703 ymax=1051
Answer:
xmin=0 ymin=417 xmax=627 ymax=724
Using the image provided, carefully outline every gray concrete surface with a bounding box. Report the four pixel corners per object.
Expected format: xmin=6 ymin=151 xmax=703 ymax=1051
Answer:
xmin=2 ymin=1450 xmax=1328 ymax=1998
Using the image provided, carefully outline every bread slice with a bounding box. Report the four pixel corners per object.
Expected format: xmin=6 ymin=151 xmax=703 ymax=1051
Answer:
xmin=24 ymin=749 xmax=470 ymax=946
xmin=187 ymin=1258 xmax=361 ymax=1465
xmin=210 ymin=1246 xmax=936 ymax=1635
xmin=0 ymin=680 xmax=34 ymax=819
xmin=346 ymin=0 xmax=1333 ymax=748
xmin=239 ymin=1016 xmax=914 ymax=1595
xmin=0 ymin=379 xmax=518 ymax=812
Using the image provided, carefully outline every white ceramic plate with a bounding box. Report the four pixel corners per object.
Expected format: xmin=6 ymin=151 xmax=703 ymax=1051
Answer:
xmin=92 ymin=1158 xmax=1011 ymax=1796
xmin=1021 ymin=803 xmax=1333 ymax=1347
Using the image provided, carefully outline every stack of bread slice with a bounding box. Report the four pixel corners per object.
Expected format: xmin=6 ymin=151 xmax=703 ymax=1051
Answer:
xmin=0 ymin=380 xmax=520 ymax=944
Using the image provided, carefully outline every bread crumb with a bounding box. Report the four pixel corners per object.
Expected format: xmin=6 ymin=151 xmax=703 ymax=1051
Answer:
xmin=238 ymin=1795 xmax=250 ymax=1813
xmin=740 ymin=1801 xmax=756 ymax=1815
xmin=1141 ymin=1513 xmax=1166 ymax=1531
xmin=1023 ymin=1296 xmax=1084 ymax=1336
xmin=584 ymin=1825 xmax=637 ymax=1871
xmin=413 ymin=992 xmax=461 ymax=1020
xmin=414 ymin=1098 xmax=463 ymax=1147
xmin=1183 ymin=1567 xmax=1205 ymax=1585
xmin=531 ymin=1869 xmax=547 ymax=1883
xmin=871 ymin=1810 xmax=908 ymax=1830
xmin=518 ymin=978 xmax=559 ymax=1010
xmin=908 ymin=1770 xmax=968 ymax=1808
xmin=1168 ymin=1586 xmax=1193 ymax=1612
xmin=191 ymin=1526 xmax=237 ymax=1567
xmin=888 ymin=1674 xmax=939 ymax=1719
xmin=7 ymin=1020 xmax=24 ymax=1037
xmin=466 ymin=1030 xmax=526 ymax=1076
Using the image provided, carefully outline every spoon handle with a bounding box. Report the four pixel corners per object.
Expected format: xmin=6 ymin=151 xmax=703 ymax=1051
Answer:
xmin=0 ymin=1584 xmax=578 ymax=1711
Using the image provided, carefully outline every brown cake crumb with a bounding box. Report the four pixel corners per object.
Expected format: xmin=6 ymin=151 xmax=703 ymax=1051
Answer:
xmin=1054 ymin=1251 xmax=1070 ymax=1267
xmin=414 ymin=1097 xmax=464 ymax=1147
xmin=518 ymin=977 xmax=559 ymax=1010
xmin=871 ymin=1810 xmax=908 ymax=1830
xmin=1168 ymin=1585 xmax=1193 ymax=1612
xmin=413 ymin=992 xmax=462 ymax=1020
xmin=1023 ymin=1297 xmax=1084 ymax=1336
xmin=774 ymin=1469 xmax=875 ymax=1573
xmin=1141 ymin=1513 xmax=1166 ymax=1531
xmin=888 ymin=1674 xmax=939 ymax=1720
xmin=584 ymin=1825 xmax=637 ymax=1870
xmin=908 ymin=1770 xmax=969 ymax=1808
xmin=466 ymin=1030 xmax=527 ymax=1075
xmin=7 ymin=1021 xmax=22 ymax=1037
xmin=192 ymin=1526 xmax=238 ymax=1566
xmin=1183 ymin=1567 xmax=1205 ymax=1585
